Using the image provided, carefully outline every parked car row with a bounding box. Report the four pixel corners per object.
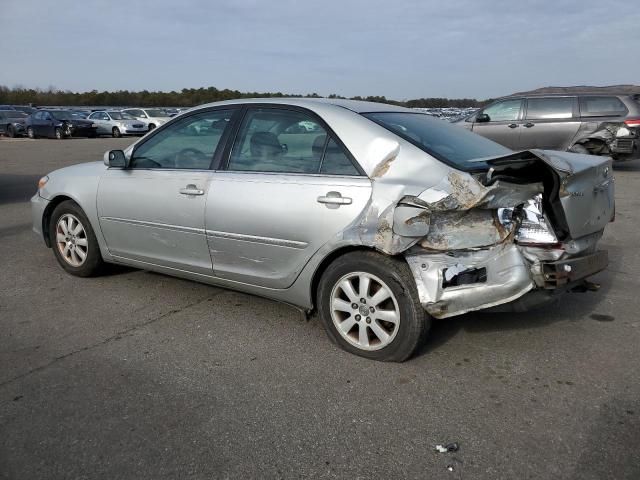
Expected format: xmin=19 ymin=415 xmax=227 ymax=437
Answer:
xmin=0 ymin=106 xmax=176 ymax=139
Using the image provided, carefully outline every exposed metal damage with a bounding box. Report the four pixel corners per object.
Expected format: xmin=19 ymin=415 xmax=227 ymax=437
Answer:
xmin=341 ymin=147 xmax=613 ymax=318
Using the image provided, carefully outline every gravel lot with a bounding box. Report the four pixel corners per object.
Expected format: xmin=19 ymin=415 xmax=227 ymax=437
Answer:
xmin=1 ymin=137 xmax=639 ymax=479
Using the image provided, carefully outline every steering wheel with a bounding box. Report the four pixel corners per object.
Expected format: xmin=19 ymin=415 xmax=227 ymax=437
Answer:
xmin=173 ymin=148 xmax=209 ymax=168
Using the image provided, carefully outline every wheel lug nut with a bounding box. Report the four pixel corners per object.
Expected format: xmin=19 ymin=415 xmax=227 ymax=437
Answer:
xmin=360 ymin=298 xmax=366 ymax=304
xmin=369 ymin=306 xmax=375 ymax=313
xmin=366 ymin=317 xmax=371 ymax=324
xmin=351 ymin=303 xmax=358 ymax=309
xmin=355 ymin=315 xmax=361 ymax=321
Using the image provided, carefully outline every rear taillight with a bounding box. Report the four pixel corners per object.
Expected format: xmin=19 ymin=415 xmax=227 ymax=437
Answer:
xmin=624 ymin=118 xmax=640 ymax=127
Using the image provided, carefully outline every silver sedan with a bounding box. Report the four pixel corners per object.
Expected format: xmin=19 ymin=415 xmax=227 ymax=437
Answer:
xmin=87 ymin=111 xmax=148 ymax=137
xmin=31 ymin=98 xmax=614 ymax=361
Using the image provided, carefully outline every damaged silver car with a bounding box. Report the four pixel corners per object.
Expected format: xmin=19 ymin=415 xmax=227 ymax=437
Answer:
xmin=31 ymin=99 xmax=614 ymax=361
xmin=459 ymin=93 xmax=640 ymax=163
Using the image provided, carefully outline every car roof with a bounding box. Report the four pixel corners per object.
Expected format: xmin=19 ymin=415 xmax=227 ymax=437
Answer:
xmin=194 ymin=97 xmax=413 ymax=114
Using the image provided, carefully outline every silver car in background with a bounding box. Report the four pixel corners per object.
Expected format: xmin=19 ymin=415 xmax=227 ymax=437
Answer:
xmin=31 ymin=98 xmax=614 ymax=361
xmin=87 ymin=111 xmax=148 ymax=137
xmin=120 ymin=108 xmax=171 ymax=130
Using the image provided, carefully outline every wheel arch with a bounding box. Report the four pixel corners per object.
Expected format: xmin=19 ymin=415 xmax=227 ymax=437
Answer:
xmin=41 ymin=195 xmax=77 ymax=247
xmin=309 ymin=245 xmax=391 ymax=311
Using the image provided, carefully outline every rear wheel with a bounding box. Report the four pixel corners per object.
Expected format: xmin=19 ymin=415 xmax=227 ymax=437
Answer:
xmin=317 ymin=251 xmax=430 ymax=362
xmin=112 ymin=127 xmax=122 ymax=138
xmin=49 ymin=200 xmax=104 ymax=277
xmin=54 ymin=127 xmax=63 ymax=140
xmin=27 ymin=127 xmax=36 ymax=139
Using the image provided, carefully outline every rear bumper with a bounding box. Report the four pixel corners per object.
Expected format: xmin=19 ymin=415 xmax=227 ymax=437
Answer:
xmin=406 ymin=245 xmax=608 ymax=319
xmin=541 ymin=250 xmax=608 ymax=288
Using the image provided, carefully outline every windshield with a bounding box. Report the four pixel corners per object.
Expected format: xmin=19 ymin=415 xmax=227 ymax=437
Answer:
xmin=51 ymin=111 xmax=73 ymax=121
xmin=363 ymin=112 xmax=511 ymax=171
xmin=145 ymin=109 xmax=169 ymax=117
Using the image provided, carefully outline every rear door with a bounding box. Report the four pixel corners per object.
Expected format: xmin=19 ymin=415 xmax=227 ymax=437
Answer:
xmin=205 ymin=106 xmax=372 ymax=289
xmin=518 ymin=97 xmax=580 ymax=150
xmin=471 ymin=98 xmax=523 ymax=149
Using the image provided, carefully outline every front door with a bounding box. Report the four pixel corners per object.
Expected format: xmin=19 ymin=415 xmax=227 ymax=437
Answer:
xmin=472 ymin=98 xmax=523 ymax=149
xmin=97 ymin=108 xmax=237 ymax=274
xmin=205 ymin=106 xmax=372 ymax=289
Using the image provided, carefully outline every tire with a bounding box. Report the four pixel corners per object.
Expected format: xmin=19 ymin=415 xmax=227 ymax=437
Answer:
xmin=27 ymin=127 xmax=36 ymax=139
xmin=112 ymin=127 xmax=122 ymax=138
xmin=54 ymin=127 xmax=63 ymax=140
xmin=148 ymin=123 xmax=156 ymax=131
xmin=6 ymin=125 xmax=15 ymax=138
xmin=49 ymin=200 xmax=104 ymax=277
xmin=317 ymin=251 xmax=430 ymax=362
xmin=568 ymin=144 xmax=590 ymax=154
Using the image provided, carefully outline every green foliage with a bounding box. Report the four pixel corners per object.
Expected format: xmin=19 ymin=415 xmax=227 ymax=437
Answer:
xmin=0 ymin=85 xmax=488 ymax=108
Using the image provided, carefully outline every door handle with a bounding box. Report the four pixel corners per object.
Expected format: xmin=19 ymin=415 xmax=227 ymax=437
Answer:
xmin=524 ymin=122 xmax=535 ymax=128
xmin=179 ymin=184 xmax=204 ymax=196
xmin=508 ymin=123 xmax=518 ymax=129
xmin=317 ymin=191 xmax=352 ymax=209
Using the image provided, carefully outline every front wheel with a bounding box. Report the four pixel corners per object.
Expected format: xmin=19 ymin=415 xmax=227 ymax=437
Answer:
xmin=148 ymin=123 xmax=156 ymax=131
xmin=49 ymin=200 xmax=104 ymax=277
xmin=54 ymin=127 xmax=64 ymax=140
xmin=317 ymin=251 xmax=430 ymax=362
xmin=112 ymin=127 xmax=122 ymax=138
xmin=27 ymin=127 xmax=36 ymax=139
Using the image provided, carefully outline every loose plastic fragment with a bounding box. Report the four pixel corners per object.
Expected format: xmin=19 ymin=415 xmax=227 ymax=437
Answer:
xmin=435 ymin=442 xmax=459 ymax=453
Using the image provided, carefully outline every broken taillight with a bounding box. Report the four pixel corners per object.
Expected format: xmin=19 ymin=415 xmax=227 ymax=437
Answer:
xmin=624 ymin=118 xmax=640 ymax=127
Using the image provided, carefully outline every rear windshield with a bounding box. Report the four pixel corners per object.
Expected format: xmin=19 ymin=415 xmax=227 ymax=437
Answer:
xmin=363 ymin=112 xmax=511 ymax=170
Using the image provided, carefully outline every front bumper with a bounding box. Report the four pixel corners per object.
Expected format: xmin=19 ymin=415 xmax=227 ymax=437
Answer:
xmin=68 ymin=126 xmax=97 ymax=137
xmin=405 ymin=244 xmax=608 ymax=319
xmin=124 ymin=128 xmax=147 ymax=135
xmin=31 ymin=193 xmax=50 ymax=245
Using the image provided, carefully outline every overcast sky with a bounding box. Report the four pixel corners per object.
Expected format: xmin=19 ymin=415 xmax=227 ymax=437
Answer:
xmin=2 ymin=0 xmax=638 ymax=100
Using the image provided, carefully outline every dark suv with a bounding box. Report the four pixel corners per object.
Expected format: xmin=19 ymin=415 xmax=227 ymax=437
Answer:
xmin=459 ymin=94 xmax=640 ymax=162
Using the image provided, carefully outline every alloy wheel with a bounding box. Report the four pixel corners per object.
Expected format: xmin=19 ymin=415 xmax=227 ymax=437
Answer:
xmin=55 ymin=214 xmax=89 ymax=267
xmin=330 ymin=272 xmax=400 ymax=351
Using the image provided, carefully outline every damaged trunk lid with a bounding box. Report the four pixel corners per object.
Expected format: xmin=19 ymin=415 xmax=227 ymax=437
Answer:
xmin=478 ymin=149 xmax=615 ymax=241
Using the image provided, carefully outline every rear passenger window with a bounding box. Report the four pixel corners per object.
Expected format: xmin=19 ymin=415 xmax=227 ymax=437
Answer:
xmin=580 ymin=96 xmax=628 ymax=117
xmin=526 ymin=97 xmax=575 ymax=120
xmin=228 ymin=108 xmax=359 ymax=175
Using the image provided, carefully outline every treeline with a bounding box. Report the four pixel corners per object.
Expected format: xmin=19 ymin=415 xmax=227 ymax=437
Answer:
xmin=0 ymin=85 xmax=489 ymax=108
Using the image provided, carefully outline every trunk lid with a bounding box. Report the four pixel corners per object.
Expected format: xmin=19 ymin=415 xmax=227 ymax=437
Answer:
xmin=480 ymin=149 xmax=614 ymax=240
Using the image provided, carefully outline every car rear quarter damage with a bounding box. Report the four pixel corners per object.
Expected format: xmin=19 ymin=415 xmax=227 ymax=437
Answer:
xmin=333 ymin=146 xmax=614 ymax=319
xmin=571 ymin=120 xmax=640 ymax=161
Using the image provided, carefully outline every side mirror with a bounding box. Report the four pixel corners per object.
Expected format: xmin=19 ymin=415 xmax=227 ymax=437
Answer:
xmin=476 ymin=113 xmax=490 ymax=123
xmin=104 ymin=150 xmax=127 ymax=168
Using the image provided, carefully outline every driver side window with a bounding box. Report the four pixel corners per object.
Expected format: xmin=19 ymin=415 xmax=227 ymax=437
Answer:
xmin=129 ymin=110 xmax=234 ymax=169
xmin=481 ymin=99 xmax=523 ymax=122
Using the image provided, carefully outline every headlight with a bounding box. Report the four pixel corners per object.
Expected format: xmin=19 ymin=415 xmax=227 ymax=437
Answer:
xmin=91 ymin=123 xmax=98 ymax=128
xmin=38 ymin=176 xmax=49 ymax=190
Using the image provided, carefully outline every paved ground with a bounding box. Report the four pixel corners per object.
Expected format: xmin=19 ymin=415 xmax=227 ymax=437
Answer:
xmin=1 ymin=137 xmax=639 ymax=479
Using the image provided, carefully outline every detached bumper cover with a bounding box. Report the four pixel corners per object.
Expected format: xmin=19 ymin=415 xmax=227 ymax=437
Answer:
xmin=406 ymin=245 xmax=609 ymax=319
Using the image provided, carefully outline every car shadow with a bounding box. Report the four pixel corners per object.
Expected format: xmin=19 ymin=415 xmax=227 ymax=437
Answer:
xmin=0 ymin=174 xmax=42 ymax=205
xmin=612 ymin=159 xmax=640 ymax=171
